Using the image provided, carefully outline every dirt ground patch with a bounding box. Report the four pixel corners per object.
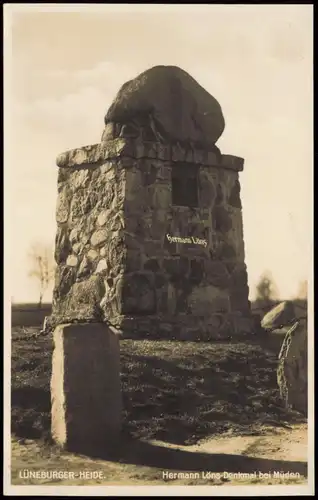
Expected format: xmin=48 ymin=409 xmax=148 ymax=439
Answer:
xmin=11 ymin=423 xmax=307 ymax=487
xmin=10 ymin=325 xmax=309 ymax=491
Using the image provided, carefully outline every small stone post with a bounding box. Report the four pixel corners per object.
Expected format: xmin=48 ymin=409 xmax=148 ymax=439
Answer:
xmin=50 ymin=323 xmax=122 ymax=452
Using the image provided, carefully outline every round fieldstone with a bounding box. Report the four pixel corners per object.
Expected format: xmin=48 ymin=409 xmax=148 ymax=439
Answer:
xmin=95 ymin=259 xmax=108 ymax=275
xmin=66 ymin=255 xmax=78 ymax=267
xmin=163 ymin=257 xmax=189 ymax=281
xmin=91 ymin=230 xmax=108 ymax=247
xmin=87 ymin=249 xmax=99 ymax=261
xmin=69 ymin=227 xmax=81 ymax=244
xmin=97 ymin=210 xmax=110 ymax=227
xmin=72 ymin=243 xmax=82 ymax=255
xmin=104 ymin=65 xmax=225 ymax=148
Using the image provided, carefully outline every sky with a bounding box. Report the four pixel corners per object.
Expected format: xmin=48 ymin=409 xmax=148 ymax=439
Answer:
xmin=4 ymin=4 xmax=313 ymax=303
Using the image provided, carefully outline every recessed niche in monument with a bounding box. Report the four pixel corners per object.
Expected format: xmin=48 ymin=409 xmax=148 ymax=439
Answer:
xmin=171 ymin=164 xmax=199 ymax=208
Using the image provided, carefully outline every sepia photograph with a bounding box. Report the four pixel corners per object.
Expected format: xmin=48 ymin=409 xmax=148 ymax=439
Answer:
xmin=4 ymin=3 xmax=314 ymax=496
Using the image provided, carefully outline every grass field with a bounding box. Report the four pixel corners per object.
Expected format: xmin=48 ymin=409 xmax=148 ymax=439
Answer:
xmin=11 ymin=304 xmax=52 ymax=327
xmin=11 ymin=326 xmax=306 ymax=447
xmin=11 ymin=299 xmax=307 ymax=329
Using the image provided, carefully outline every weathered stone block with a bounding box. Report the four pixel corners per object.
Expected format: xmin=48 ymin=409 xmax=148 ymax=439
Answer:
xmin=51 ymin=323 xmax=122 ymax=451
xmin=277 ymin=320 xmax=307 ymax=415
xmin=124 ymin=250 xmax=143 ymax=273
xmin=229 ymin=288 xmax=250 ymax=313
xmin=188 ymin=285 xmax=230 ymax=315
xmin=231 ymin=314 xmax=254 ymax=335
xmin=218 ymin=242 xmax=237 ymax=261
xmin=153 ymin=185 xmax=171 ymax=210
xmin=154 ymin=273 xmax=166 ymax=289
xmin=121 ymin=272 xmax=156 ymax=315
xmin=97 ymin=210 xmax=111 ymax=227
xmin=141 ymin=163 xmax=158 ymax=186
xmin=95 ymin=258 xmax=108 ymax=275
xmin=199 ymin=174 xmax=216 ymax=208
xmin=144 ymin=258 xmax=161 ymax=272
xmin=221 ymin=154 xmax=244 ymax=172
xmin=204 ymin=261 xmax=230 ymax=289
xmin=228 ymin=180 xmax=242 ymax=208
xmin=172 ymin=144 xmax=186 ymax=162
xmin=261 ymin=301 xmax=296 ymax=331
xmin=164 ymin=257 xmax=189 ymax=283
xmin=213 ymin=206 xmax=233 ymax=233
xmin=189 ymin=258 xmax=204 ymax=285
xmin=54 ymin=275 xmax=105 ymax=320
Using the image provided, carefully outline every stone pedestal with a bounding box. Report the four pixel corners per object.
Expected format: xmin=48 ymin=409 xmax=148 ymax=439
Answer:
xmin=50 ymin=65 xmax=254 ymax=342
xmin=50 ymin=323 xmax=122 ymax=452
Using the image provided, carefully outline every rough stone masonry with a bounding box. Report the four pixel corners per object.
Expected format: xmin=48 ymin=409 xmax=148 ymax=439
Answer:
xmin=51 ymin=65 xmax=254 ymax=341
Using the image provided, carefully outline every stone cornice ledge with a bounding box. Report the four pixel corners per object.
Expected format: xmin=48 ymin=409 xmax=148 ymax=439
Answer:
xmin=56 ymin=138 xmax=244 ymax=172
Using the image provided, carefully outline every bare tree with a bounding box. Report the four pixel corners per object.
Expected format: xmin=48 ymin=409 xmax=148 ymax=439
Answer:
xmin=28 ymin=243 xmax=55 ymax=308
xmin=255 ymin=271 xmax=279 ymax=306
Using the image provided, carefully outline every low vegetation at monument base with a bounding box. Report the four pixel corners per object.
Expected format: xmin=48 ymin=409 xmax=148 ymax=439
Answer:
xmin=11 ymin=326 xmax=305 ymax=446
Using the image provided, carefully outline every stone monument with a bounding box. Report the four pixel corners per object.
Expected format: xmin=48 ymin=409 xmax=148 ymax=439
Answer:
xmin=50 ymin=64 xmax=254 ymax=450
xmin=50 ymin=65 xmax=254 ymax=343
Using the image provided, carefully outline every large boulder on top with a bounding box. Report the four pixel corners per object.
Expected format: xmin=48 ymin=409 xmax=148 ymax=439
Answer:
xmin=261 ymin=301 xmax=296 ymax=331
xmin=103 ymin=65 xmax=225 ymax=149
xmin=277 ymin=320 xmax=307 ymax=415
